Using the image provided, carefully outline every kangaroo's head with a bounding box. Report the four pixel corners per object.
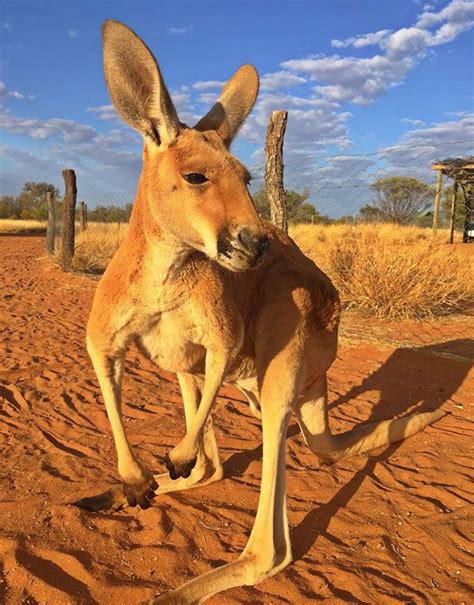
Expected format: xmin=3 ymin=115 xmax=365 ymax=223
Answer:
xmin=102 ymin=19 xmax=268 ymax=272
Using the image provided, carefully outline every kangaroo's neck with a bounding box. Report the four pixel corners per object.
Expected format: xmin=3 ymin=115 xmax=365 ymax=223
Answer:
xmin=126 ymin=190 xmax=195 ymax=287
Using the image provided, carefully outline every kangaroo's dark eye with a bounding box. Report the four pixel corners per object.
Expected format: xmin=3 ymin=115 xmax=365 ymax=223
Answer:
xmin=183 ymin=173 xmax=208 ymax=185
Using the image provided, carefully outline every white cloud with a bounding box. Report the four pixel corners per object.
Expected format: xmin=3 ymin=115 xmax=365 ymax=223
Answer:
xmin=401 ymin=118 xmax=426 ymax=126
xmin=87 ymin=104 xmax=118 ymax=121
xmin=0 ymin=139 xmax=141 ymax=196
xmin=384 ymin=27 xmax=429 ymax=56
xmin=192 ymin=80 xmax=225 ymax=91
xmin=0 ymin=81 xmax=34 ymax=101
xmin=0 ymin=98 xmax=141 ymax=193
xmin=444 ymin=110 xmax=470 ymax=117
xmin=282 ymin=0 xmax=474 ymax=105
xmin=170 ymin=87 xmax=201 ymax=125
xmin=0 ymin=106 xmax=97 ymax=142
xmin=68 ymin=29 xmax=79 ymax=39
xmin=377 ymin=112 xmax=474 ymax=181
xmin=240 ymin=92 xmax=352 ymax=153
xmin=260 ymin=71 xmax=306 ymax=91
xmin=196 ymin=91 xmax=220 ymax=106
xmin=0 ymin=144 xmax=63 ymax=193
xmin=331 ymin=29 xmax=392 ymax=49
xmin=169 ymin=88 xmax=192 ymax=113
xmin=284 ymin=53 xmax=414 ymax=105
xmin=397 ymin=111 xmax=474 ymax=148
xmin=166 ymin=26 xmax=191 ymax=35
xmin=0 ymin=102 xmax=144 ymax=195
xmin=416 ymin=0 xmax=474 ymax=28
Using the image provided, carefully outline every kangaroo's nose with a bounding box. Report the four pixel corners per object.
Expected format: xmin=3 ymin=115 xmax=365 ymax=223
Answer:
xmin=238 ymin=228 xmax=269 ymax=264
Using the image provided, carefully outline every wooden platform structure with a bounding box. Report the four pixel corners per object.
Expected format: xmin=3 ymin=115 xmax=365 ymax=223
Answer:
xmin=432 ymin=157 xmax=474 ymax=243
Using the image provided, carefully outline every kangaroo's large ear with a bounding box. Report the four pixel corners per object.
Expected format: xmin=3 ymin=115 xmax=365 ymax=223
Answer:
xmin=194 ymin=65 xmax=259 ymax=147
xmin=102 ymin=20 xmax=180 ymax=146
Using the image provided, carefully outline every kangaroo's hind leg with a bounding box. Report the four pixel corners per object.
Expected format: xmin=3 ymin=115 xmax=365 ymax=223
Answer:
xmin=234 ymin=376 xmax=262 ymax=419
xmin=294 ymin=373 xmax=446 ymax=463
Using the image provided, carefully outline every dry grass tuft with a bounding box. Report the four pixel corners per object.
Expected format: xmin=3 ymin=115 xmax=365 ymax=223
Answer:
xmin=54 ymin=223 xmax=127 ymax=273
xmin=0 ymin=219 xmax=46 ymax=233
xmin=291 ymin=224 xmax=473 ymax=320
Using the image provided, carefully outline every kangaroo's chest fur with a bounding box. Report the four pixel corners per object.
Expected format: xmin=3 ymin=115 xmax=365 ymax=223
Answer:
xmin=136 ymin=306 xmax=208 ymax=374
xmin=121 ymin=255 xmax=251 ymax=377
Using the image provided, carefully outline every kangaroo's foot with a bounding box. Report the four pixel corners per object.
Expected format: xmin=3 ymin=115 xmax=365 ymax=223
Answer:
xmin=163 ymin=452 xmax=197 ymax=480
xmin=122 ymin=471 xmax=158 ymax=509
xmin=73 ymin=453 xmax=223 ymax=512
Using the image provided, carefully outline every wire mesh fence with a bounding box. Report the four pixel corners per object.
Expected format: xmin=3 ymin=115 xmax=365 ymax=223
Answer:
xmin=249 ymin=139 xmax=473 ymax=225
xmin=75 ymin=140 xmax=473 ymax=353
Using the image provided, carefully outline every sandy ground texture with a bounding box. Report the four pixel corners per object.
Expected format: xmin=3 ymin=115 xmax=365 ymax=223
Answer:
xmin=0 ymin=235 xmax=473 ymax=605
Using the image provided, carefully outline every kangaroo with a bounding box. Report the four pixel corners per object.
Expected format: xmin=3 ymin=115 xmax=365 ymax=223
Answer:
xmin=80 ymin=20 xmax=445 ymax=603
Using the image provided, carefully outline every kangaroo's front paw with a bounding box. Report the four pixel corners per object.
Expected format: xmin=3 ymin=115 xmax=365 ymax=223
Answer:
xmin=122 ymin=469 xmax=158 ymax=509
xmin=163 ymin=452 xmax=197 ymax=480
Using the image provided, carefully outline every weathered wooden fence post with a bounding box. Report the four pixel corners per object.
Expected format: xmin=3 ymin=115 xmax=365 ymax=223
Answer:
xmin=448 ymin=180 xmax=458 ymax=244
xmin=265 ymin=110 xmax=288 ymax=232
xmin=45 ymin=189 xmax=56 ymax=254
xmin=79 ymin=201 xmax=87 ymax=231
xmin=462 ymin=183 xmax=473 ymax=244
xmin=432 ymin=168 xmax=443 ymax=239
xmin=61 ymin=168 xmax=77 ymax=270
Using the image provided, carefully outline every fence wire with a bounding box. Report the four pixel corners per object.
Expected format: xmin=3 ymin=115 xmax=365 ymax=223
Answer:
xmin=78 ymin=140 xmax=473 ymax=354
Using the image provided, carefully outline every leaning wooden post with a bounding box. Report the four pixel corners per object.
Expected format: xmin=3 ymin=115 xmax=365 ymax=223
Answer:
xmin=448 ymin=180 xmax=458 ymax=244
xmin=61 ymin=168 xmax=77 ymax=270
xmin=45 ymin=189 xmax=56 ymax=254
xmin=79 ymin=201 xmax=87 ymax=231
xmin=432 ymin=168 xmax=443 ymax=239
xmin=463 ymin=183 xmax=473 ymax=244
xmin=265 ymin=110 xmax=288 ymax=232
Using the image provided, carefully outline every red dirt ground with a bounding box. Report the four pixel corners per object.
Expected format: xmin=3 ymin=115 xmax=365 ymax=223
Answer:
xmin=0 ymin=235 xmax=472 ymax=605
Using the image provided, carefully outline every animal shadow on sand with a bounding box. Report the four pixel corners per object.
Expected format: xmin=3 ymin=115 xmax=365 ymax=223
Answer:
xmin=224 ymin=338 xmax=472 ymax=574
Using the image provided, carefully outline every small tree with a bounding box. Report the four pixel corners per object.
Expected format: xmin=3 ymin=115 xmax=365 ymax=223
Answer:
xmin=17 ymin=182 xmax=60 ymax=220
xmin=252 ymin=188 xmax=327 ymax=224
xmin=87 ymin=203 xmax=133 ymax=223
xmin=0 ymin=195 xmax=20 ymax=219
xmin=370 ymin=176 xmax=432 ymax=225
xmin=359 ymin=204 xmax=382 ymax=221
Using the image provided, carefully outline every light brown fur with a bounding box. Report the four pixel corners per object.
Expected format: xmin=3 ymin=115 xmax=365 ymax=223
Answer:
xmin=80 ymin=20 xmax=445 ymax=603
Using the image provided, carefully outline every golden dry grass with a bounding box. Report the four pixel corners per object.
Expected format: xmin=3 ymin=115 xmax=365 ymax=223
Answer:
xmin=55 ymin=221 xmax=472 ymax=320
xmin=291 ymin=224 xmax=473 ymax=320
xmin=0 ymin=219 xmax=46 ymax=233
xmin=54 ymin=222 xmax=127 ymax=274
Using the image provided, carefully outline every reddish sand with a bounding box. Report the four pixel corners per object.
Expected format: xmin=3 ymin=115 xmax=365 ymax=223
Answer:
xmin=0 ymin=236 xmax=472 ymax=604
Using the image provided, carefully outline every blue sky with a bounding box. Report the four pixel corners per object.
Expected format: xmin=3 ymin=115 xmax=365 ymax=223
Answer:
xmin=1 ymin=0 xmax=473 ymax=215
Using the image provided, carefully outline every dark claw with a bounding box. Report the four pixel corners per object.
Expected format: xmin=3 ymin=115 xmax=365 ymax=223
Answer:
xmin=122 ymin=475 xmax=158 ymax=509
xmin=123 ymin=486 xmax=137 ymax=507
xmin=163 ymin=453 xmax=179 ymax=480
xmin=163 ymin=453 xmax=197 ymax=480
xmin=181 ymin=457 xmax=197 ymax=478
xmin=137 ymin=496 xmax=151 ymax=510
